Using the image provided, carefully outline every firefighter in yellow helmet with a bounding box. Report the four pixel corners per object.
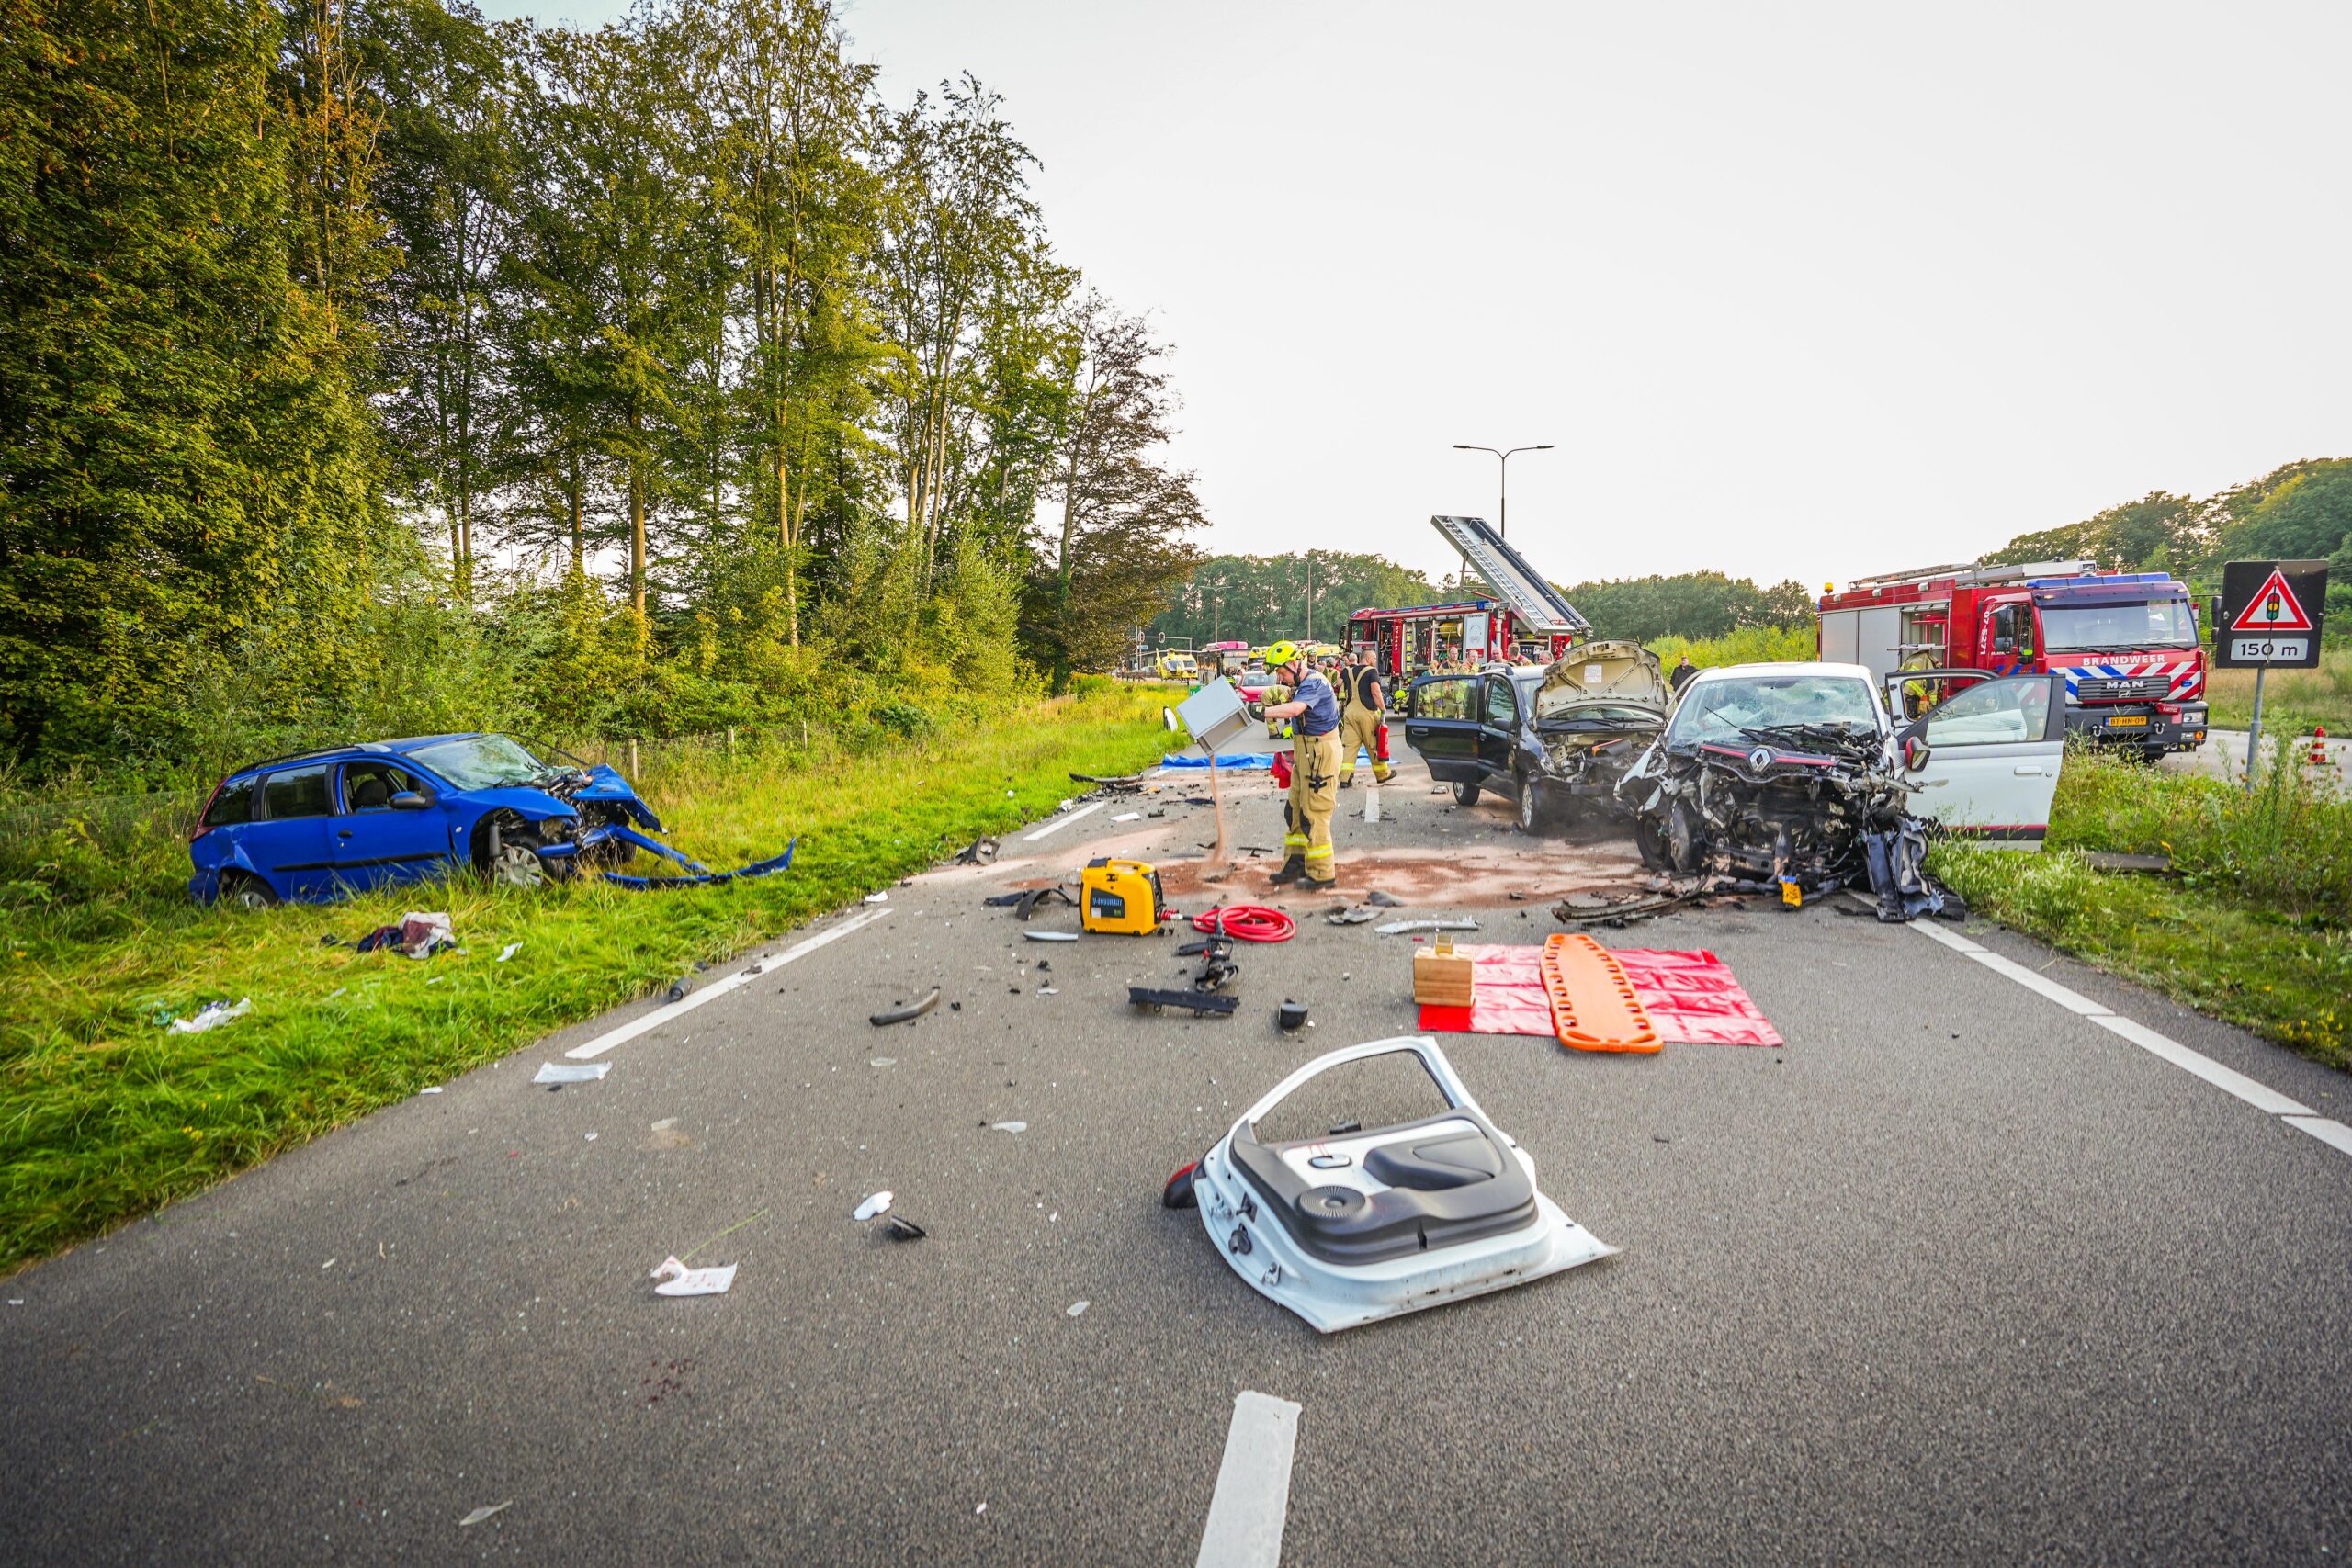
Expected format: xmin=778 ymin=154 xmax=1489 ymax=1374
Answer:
xmin=1260 ymin=640 xmax=1342 ymax=887
xmin=1336 ymin=645 xmax=1393 ymax=786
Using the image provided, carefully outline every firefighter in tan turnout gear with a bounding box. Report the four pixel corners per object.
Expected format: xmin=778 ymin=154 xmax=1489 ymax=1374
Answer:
xmin=1261 ymin=641 xmax=1341 ymax=888
xmin=1337 ymin=646 xmax=1393 ymax=787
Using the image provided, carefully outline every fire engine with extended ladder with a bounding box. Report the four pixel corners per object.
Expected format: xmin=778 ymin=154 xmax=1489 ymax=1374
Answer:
xmin=1344 ymin=515 xmax=1589 ymax=675
xmin=1817 ymin=558 xmax=2210 ymax=758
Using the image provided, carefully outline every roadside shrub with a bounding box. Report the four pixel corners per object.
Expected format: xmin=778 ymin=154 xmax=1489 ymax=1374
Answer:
xmin=2045 ymin=750 xmax=2352 ymax=916
xmin=1650 ymin=624 xmax=1817 ymax=669
xmin=870 ymin=701 xmax=937 ymax=739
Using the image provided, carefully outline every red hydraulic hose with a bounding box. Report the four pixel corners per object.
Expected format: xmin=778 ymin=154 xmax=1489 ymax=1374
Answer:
xmin=1191 ymin=905 xmax=1296 ymax=942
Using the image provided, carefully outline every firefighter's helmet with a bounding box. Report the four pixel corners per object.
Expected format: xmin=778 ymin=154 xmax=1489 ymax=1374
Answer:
xmin=1262 ymin=640 xmax=1300 ymax=669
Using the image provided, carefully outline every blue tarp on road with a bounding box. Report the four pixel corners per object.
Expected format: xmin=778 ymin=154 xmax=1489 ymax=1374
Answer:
xmin=1161 ymin=752 xmax=1277 ymax=770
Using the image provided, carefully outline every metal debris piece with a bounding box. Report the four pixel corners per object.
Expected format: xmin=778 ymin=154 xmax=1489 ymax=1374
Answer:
xmin=1326 ymin=906 xmax=1378 ymax=925
xmin=1374 ymin=919 xmax=1479 ymax=935
xmin=664 ymin=976 xmax=693 ymax=1002
xmin=869 ymin=987 xmax=941 ymax=1027
xmin=1128 ymin=987 xmax=1239 ymax=1017
xmin=1365 ymin=890 xmax=1404 ymax=907
xmin=884 ymin=1215 xmax=926 ymax=1241
xmin=956 ymin=838 xmax=1001 ymax=866
xmin=1023 ymin=931 xmax=1080 ymax=942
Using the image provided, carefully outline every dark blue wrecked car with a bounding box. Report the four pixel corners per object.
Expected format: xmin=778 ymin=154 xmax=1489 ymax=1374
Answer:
xmin=187 ymin=733 xmax=791 ymax=907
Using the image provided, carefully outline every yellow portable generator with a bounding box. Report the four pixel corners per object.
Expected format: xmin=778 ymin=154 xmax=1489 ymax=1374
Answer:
xmin=1080 ymin=858 xmax=1165 ymax=935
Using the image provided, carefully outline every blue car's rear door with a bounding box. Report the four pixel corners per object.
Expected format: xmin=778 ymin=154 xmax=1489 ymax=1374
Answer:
xmin=246 ymin=764 xmax=338 ymax=899
xmin=333 ymin=761 xmax=453 ymax=890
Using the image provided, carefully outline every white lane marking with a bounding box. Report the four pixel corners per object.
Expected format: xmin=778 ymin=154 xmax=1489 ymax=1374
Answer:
xmin=2285 ymin=1117 xmax=2352 ymax=1156
xmin=1022 ymin=798 xmax=1110 ymax=842
xmin=1906 ymin=919 xmax=2339 ymax=1150
xmin=1905 ymin=920 xmax=1984 ymax=954
xmin=1962 ymin=950 xmax=2111 ymax=1015
xmin=562 ymin=908 xmax=890 ymax=1061
xmin=1197 ymin=1391 xmax=1301 ymax=1568
xmin=2084 ymin=1015 xmax=2314 ymax=1117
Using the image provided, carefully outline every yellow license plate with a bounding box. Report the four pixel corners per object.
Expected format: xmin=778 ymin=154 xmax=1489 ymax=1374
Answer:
xmin=2106 ymin=715 xmax=2149 ymax=728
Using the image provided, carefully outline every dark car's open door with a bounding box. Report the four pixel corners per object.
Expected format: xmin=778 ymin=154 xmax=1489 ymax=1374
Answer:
xmin=1403 ymin=675 xmax=1485 ymax=782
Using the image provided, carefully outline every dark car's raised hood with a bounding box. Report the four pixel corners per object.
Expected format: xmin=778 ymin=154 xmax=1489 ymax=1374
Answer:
xmin=1535 ymin=641 xmax=1668 ymax=721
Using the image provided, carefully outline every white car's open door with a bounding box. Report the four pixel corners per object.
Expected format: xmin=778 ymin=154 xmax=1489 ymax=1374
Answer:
xmin=1890 ymin=671 xmax=2065 ymax=847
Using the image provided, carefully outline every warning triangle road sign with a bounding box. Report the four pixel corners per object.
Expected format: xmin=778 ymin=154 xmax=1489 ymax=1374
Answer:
xmin=2228 ymin=568 xmax=2315 ymax=633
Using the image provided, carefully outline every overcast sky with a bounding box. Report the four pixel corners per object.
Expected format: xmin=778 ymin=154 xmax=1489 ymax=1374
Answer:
xmin=472 ymin=0 xmax=2350 ymax=591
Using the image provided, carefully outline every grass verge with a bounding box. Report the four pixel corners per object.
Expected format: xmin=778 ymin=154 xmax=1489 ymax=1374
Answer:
xmin=2201 ymin=645 xmax=2352 ymax=732
xmin=1930 ymin=748 xmax=2351 ymax=1073
xmin=0 ymin=683 xmax=1179 ymax=1273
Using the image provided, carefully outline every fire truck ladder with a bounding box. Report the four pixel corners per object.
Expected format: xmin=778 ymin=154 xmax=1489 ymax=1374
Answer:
xmin=1428 ymin=514 xmax=1590 ymax=636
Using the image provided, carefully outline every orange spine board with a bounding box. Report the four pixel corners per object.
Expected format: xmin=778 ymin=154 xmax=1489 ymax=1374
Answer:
xmin=1541 ymin=932 xmax=1662 ymax=1054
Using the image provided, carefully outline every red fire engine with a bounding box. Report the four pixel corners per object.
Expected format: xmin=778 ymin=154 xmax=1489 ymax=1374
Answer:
xmin=1342 ymin=514 xmax=1589 ymax=676
xmin=1817 ymin=558 xmax=2210 ymax=756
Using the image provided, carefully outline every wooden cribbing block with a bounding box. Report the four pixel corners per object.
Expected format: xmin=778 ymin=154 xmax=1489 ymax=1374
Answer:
xmin=1542 ymin=932 xmax=1662 ymax=1054
xmin=1413 ymin=937 xmax=1476 ymax=1008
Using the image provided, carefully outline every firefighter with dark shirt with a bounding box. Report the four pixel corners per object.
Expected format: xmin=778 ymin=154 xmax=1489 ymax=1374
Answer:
xmin=1337 ymin=646 xmax=1393 ymax=786
xmin=1261 ymin=640 xmax=1342 ymax=886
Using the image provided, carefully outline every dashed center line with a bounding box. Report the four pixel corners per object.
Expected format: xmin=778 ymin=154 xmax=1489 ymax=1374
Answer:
xmin=1197 ymin=1391 xmax=1301 ymax=1568
xmin=562 ymin=907 xmax=890 ymax=1061
xmin=1901 ymin=913 xmax=2337 ymax=1151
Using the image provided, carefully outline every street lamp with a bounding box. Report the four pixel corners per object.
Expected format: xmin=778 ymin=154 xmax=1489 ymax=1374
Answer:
xmin=1453 ymin=443 xmax=1554 ymax=541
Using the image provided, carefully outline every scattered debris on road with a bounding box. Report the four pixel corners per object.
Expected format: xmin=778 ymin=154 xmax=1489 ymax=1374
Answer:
xmin=1374 ymin=919 xmax=1478 ymax=936
xmin=883 ymin=1215 xmax=926 ymax=1241
xmin=1066 ymin=1300 xmax=1089 ymax=1317
xmin=1129 ymin=987 xmax=1238 ymax=1017
xmin=458 ymin=1502 xmax=513 ymax=1528
xmin=853 ymin=1191 xmax=893 ymax=1221
xmin=533 ymin=1062 xmax=610 ymax=1084
xmin=650 ymin=1256 xmax=738 ymax=1296
xmin=869 ymin=987 xmax=941 ymax=1026
xmin=1276 ymin=999 xmax=1310 ymax=1031
xmin=991 ymin=1121 xmax=1028 ymax=1134
xmin=863 ymin=891 xmax=889 ymax=904
xmin=956 ymin=837 xmax=1001 ymax=866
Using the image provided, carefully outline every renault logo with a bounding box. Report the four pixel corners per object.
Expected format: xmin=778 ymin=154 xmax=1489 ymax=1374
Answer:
xmin=1747 ymin=746 xmax=1775 ymax=773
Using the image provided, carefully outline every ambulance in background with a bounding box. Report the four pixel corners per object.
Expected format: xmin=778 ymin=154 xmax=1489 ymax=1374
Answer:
xmin=1817 ymin=559 xmax=2209 ymax=759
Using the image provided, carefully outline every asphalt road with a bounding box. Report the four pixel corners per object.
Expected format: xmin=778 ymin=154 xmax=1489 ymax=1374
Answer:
xmin=2163 ymin=727 xmax=2347 ymax=790
xmin=6 ymin=750 xmax=2350 ymax=1565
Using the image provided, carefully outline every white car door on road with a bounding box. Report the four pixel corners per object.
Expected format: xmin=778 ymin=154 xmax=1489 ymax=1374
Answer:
xmin=1898 ymin=674 xmax=2065 ymax=847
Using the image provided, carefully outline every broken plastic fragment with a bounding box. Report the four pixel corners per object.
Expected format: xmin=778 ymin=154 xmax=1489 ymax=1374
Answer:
xmin=1112 ymin=812 xmax=1142 ymax=822
xmin=533 ymin=1061 xmax=610 ymax=1084
xmin=869 ymin=1057 xmax=897 ymax=1068
xmin=991 ymin=1121 xmax=1028 ymax=1134
xmin=1023 ymin=931 xmax=1079 ymax=942
xmin=650 ymin=1256 xmax=737 ymax=1296
xmin=864 ymin=892 xmax=888 ymax=904
xmin=497 ymin=942 xmax=523 ymax=963
xmin=853 ymin=1191 xmax=893 ymax=1221
xmin=167 ymin=998 xmax=252 ymax=1034
xmin=458 ymin=1502 xmax=513 ymax=1527
xmin=1374 ymin=919 xmax=1478 ymax=935
xmin=1067 ymin=1300 xmax=1089 ymax=1317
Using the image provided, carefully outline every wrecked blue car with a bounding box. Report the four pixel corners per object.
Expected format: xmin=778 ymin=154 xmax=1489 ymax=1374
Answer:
xmin=187 ymin=732 xmax=786 ymax=908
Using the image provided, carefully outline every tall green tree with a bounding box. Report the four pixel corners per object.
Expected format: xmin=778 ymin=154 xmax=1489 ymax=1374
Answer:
xmin=0 ymin=0 xmax=384 ymax=759
xmin=360 ymin=0 xmax=514 ymax=593
xmin=1031 ymin=295 xmax=1204 ymax=690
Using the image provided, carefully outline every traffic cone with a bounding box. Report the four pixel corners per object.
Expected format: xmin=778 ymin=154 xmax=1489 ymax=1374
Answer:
xmin=2308 ymin=725 xmax=2331 ymax=767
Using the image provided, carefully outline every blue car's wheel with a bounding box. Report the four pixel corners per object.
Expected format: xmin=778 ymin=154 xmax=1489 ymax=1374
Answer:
xmin=222 ymin=872 xmax=278 ymax=910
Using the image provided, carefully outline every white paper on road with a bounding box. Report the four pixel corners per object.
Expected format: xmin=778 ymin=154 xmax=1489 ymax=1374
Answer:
xmin=533 ymin=1061 xmax=610 ymax=1084
xmin=650 ymin=1256 xmax=738 ymax=1296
